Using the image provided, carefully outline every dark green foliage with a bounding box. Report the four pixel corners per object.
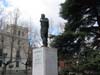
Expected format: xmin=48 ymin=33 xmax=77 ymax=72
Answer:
xmin=51 ymin=31 xmax=86 ymax=59
xmin=60 ymin=0 xmax=99 ymax=27
xmin=51 ymin=0 xmax=100 ymax=74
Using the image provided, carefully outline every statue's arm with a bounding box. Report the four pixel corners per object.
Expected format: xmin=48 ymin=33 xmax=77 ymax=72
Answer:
xmin=40 ymin=18 xmax=43 ymax=22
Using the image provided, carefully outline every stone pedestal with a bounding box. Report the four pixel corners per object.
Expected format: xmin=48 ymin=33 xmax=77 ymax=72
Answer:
xmin=32 ymin=47 xmax=58 ymax=75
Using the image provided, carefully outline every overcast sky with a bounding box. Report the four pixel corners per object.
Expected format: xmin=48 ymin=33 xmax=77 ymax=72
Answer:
xmin=0 ymin=0 xmax=65 ymax=34
xmin=0 ymin=0 xmax=65 ymax=46
xmin=3 ymin=0 xmax=65 ymax=21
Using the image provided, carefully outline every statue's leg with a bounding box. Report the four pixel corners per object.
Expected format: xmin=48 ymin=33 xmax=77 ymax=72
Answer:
xmin=41 ymin=30 xmax=48 ymax=47
xmin=43 ymin=37 xmax=47 ymax=47
xmin=44 ymin=32 xmax=48 ymax=47
xmin=44 ymin=39 xmax=47 ymax=46
xmin=41 ymin=32 xmax=44 ymax=46
xmin=41 ymin=32 xmax=46 ymax=46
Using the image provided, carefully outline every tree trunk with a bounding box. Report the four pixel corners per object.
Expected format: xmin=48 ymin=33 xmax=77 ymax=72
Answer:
xmin=2 ymin=64 xmax=7 ymax=75
xmin=25 ymin=64 xmax=28 ymax=75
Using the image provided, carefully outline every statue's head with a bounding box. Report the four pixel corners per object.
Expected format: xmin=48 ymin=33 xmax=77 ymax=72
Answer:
xmin=41 ymin=14 xmax=45 ymax=19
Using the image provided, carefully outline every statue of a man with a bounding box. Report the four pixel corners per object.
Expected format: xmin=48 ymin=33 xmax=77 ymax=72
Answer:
xmin=40 ymin=14 xmax=49 ymax=47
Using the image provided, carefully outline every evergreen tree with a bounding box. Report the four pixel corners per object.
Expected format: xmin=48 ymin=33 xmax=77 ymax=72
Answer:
xmin=51 ymin=0 xmax=100 ymax=74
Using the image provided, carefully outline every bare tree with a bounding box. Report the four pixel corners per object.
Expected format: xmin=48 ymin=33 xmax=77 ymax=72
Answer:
xmin=0 ymin=8 xmax=39 ymax=75
xmin=24 ymin=18 xmax=42 ymax=75
xmin=13 ymin=8 xmax=20 ymax=25
xmin=0 ymin=7 xmax=5 ymax=30
xmin=0 ymin=6 xmax=8 ymax=75
xmin=1 ymin=8 xmax=20 ymax=75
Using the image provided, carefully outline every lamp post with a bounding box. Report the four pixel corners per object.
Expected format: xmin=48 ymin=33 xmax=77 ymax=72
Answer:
xmin=76 ymin=60 xmax=79 ymax=75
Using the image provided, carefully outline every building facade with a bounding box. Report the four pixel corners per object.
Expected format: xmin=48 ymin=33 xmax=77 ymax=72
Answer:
xmin=0 ymin=25 xmax=32 ymax=75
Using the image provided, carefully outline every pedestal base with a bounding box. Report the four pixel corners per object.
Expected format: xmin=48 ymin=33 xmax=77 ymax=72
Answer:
xmin=32 ymin=47 xmax=58 ymax=75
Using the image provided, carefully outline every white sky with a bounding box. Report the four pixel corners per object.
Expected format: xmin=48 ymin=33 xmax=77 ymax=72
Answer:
xmin=0 ymin=0 xmax=65 ymax=46
xmin=1 ymin=0 xmax=66 ymax=35
xmin=6 ymin=0 xmax=65 ymax=24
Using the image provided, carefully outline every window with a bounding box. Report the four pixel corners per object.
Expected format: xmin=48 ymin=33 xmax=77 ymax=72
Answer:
xmin=18 ymin=31 xmax=20 ymax=36
xmin=16 ymin=50 xmax=20 ymax=67
xmin=0 ymin=48 xmax=3 ymax=67
xmin=0 ymin=60 xmax=2 ymax=67
xmin=0 ymin=49 xmax=3 ymax=56
xmin=16 ymin=61 xmax=19 ymax=67
xmin=22 ymin=32 xmax=24 ymax=36
xmin=18 ymin=40 xmax=20 ymax=45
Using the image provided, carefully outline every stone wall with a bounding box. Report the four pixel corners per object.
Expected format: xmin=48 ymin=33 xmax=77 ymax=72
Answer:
xmin=0 ymin=70 xmax=32 ymax=75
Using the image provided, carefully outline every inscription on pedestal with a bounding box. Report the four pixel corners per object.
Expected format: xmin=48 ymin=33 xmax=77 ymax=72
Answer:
xmin=33 ymin=47 xmax=58 ymax=75
xmin=33 ymin=50 xmax=43 ymax=65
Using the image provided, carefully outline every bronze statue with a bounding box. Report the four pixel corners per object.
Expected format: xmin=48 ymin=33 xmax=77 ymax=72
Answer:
xmin=40 ymin=14 xmax=49 ymax=47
